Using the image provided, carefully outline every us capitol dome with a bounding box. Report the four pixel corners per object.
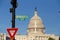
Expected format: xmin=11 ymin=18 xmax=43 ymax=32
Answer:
xmin=28 ymin=8 xmax=45 ymax=34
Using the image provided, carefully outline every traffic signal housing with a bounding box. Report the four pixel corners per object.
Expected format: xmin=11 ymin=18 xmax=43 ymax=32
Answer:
xmin=11 ymin=0 xmax=17 ymax=8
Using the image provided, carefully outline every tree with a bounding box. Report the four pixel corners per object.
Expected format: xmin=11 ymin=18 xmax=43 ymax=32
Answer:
xmin=48 ymin=37 xmax=55 ymax=40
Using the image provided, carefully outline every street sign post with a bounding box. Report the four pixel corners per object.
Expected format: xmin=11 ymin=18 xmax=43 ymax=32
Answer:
xmin=10 ymin=0 xmax=18 ymax=40
xmin=7 ymin=28 xmax=18 ymax=39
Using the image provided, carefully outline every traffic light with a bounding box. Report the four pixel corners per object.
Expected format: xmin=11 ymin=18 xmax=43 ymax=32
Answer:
xmin=10 ymin=8 xmax=14 ymax=13
xmin=11 ymin=0 xmax=17 ymax=8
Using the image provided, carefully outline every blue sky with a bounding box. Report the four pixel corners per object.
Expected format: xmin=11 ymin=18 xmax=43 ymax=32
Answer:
xmin=0 ymin=0 xmax=60 ymax=36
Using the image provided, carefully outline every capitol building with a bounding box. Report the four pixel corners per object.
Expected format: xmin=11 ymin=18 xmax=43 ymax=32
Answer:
xmin=0 ymin=8 xmax=59 ymax=40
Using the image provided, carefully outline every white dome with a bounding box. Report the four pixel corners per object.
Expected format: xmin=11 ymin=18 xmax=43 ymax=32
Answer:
xmin=28 ymin=10 xmax=44 ymax=29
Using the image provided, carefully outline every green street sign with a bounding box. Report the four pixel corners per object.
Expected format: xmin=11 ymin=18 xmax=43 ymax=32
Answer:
xmin=16 ymin=15 xmax=28 ymax=21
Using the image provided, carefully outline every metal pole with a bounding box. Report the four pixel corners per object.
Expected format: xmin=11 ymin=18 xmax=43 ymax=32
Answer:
xmin=10 ymin=0 xmax=17 ymax=40
xmin=12 ymin=6 xmax=15 ymax=40
xmin=12 ymin=8 xmax=15 ymax=28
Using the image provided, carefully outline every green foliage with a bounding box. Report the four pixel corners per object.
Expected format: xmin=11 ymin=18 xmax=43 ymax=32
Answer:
xmin=48 ymin=37 xmax=55 ymax=40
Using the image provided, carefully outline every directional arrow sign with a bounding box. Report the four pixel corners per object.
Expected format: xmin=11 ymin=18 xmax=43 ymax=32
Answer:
xmin=7 ymin=28 xmax=18 ymax=39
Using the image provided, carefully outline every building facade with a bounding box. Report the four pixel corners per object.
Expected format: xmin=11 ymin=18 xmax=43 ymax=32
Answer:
xmin=0 ymin=33 xmax=6 ymax=40
xmin=15 ymin=9 xmax=59 ymax=40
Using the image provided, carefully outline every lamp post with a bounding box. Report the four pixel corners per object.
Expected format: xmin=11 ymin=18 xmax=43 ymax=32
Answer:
xmin=10 ymin=0 xmax=18 ymax=40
